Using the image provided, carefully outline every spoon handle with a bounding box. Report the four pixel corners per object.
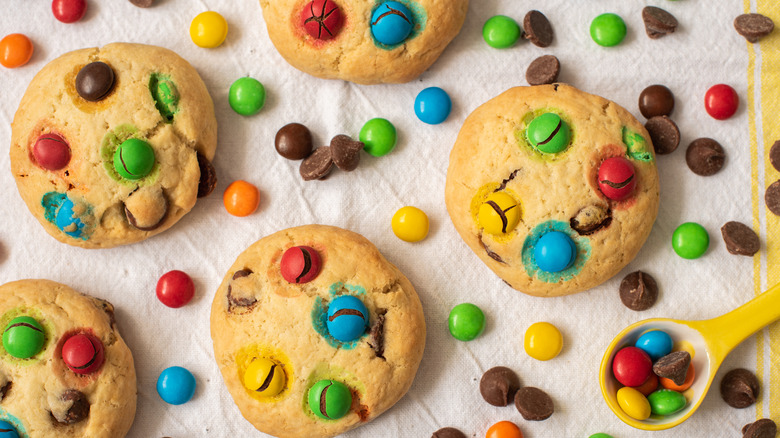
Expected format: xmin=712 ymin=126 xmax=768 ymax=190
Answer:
xmin=690 ymin=282 xmax=780 ymax=364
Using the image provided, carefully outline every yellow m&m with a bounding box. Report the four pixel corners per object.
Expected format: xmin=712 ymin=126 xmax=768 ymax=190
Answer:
xmin=392 ymin=206 xmax=429 ymax=242
xmin=523 ymin=322 xmax=562 ymax=361
xmin=478 ymin=192 xmax=520 ymax=235
xmin=243 ymin=358 xmax=285 ymax=397
xmin=190 ymin=11 xmax=228 ymax=48
xmin=616 ymin=386 xmax=651 ymax=420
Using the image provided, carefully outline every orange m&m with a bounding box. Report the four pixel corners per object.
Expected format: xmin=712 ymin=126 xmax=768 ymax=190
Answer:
xmin=223 ymin=180 xmax=260 ymax=217
xmin=486 ymin=421 xmax=523 ymax=438
xmin=0 ymin=33 xmax=34 ymax=68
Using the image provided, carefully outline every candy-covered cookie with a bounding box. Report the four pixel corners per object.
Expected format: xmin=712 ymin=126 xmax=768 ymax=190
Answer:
xmin=259 ymin=0 xmax=469 ymax=84
xmin=10 ymin=43 xmax=217 ymax=248
xmin=210 ymin=225 xmax=425 ymax=438
xmin=445 ymin=84 xmax=660 ymax=296
xmin=0 ymin=279 xmax=136 ymax=437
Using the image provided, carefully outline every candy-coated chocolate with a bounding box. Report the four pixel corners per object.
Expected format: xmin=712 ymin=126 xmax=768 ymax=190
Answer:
xmin=33 ymin=133 xmax=71 ymax=170
xmin=672 ymin=222 xmax=709 ymax=259
xmin=3 ymin=316 xmax=45 ymax=359
xmin=588 ymin=434 xmax=614 ymax=438
xmin=660 ymin=362 xmax=695 ymax=391
xmin=75 ymin=61 xmax=115 ymax=101
xmin=190 ymin=11 xmax=228 ymax=48
xmin=276 ymin=123 xmax=313 ymax=160
xmin=635 ymin=330 xmax=673 ymax=361
xmin=52 ymin=0 xmax=87 ymax=23
xmin=483 ymin=15 xmax=522 ymax=49
xmin=647 ymin=388 xmax=686 ymax=416
xmin=301 ymin=0 xmax=343 ymax=40
xmin=150 ymin=74 xmax=179 ymax=122
xmin=360 ymin=118 xmax=397 ymax=157
xmin=0 ymin=33 xmax=34 ymax=68
xmin=392 ymin=206 xmax=429 ymax=242
xmin=485 ymin=420 xmax=523 ymax=438
xmin=156 ymin=270 xmax=195 ymax=308
xmin=533 ymin=231 xmax=576 ymax=273
xmin=634 ymin=373 xmax=659 ymax=396
xmin=243 ymin=357 xmax=285 ymax=397
xmin=280 ymin=246 xmax=322 ymax=284
xmin=223 ymin=180 xmax=261 ymax=217
xmin=612 ymin=346 xmax=652 ymax=387
xmin=61 ymin=333 xmax=104 ymax=374
xmin=597 ymin=157 xmax=636 ymax=201
xmin=326 ymin=295 xmax=369 ymax=342
xmin=113 ymin=138 xmax=155 ymax=180
xmin=526 ymin=113 xmax=570 ymax=154
xmin=616 ymin=386 xmax=651 ymax=420
xmin=639 ymin=84 xmax=675 ymax=118
xmin=590 ymin=13 xmax=627 ymax=47
xmin=229 ymin=77 xmax=266 ymax=116
xmin=308 ymin=379 xmax=352 ymax=420
xmin=524 ymin=322 xmax=563 ymax=361
xmin=415 ymin=87 xmax=452 ymax=125
xmin=370 ymin=1 xmax=413 ymax=46
xmin=157 ymin=366 xmax=196 ymax=405
xmin=0 ymin=421 xmax=18 ymax=438
xmin=448 ymin=303 xmax=485 ymax=341
xmin=478 ymin=192 xmax=521 ymax=235
xmin=52 ymin=195 xmax=87 ymax=238
xmin=704 ymin=84 xmax=738 ymax=120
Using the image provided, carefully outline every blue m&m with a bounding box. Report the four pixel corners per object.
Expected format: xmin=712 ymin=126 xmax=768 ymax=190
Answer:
xmin=327 ymin=295 xmax=369 ymax=342
xmin=157 ymin=366 xmax=196 ymax=405
xmin=534 ymin=231 xmax=576 ymax=273
xmin=415 ymin=87 xmax=452 ymax=125
xmin=370 ymin=1 xmax=413 ymax=46
xmin=0 ymin=421 xmax=18 ymax=438
xmin=635 ymin=330 xmax=673 ymax=361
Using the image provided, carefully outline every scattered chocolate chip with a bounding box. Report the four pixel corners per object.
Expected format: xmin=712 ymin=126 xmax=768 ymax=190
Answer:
xmin=330 ymin=135 xmax=364 ymax=171
xmin=721 ymin=368 xmax=760 ymax=408
xmin=653 ymin=351 xmax=691 ymax=385
xmin=686 ymin=138 xmax=725 ymax=176
xmin=766 ymin=180 xmax=780 ymax=216
xmin=523 ymin=10 xmax=554 ymax=48
xmin=743 ymin=418 xmax=777 ymax=438
xmin=197 ymin=153 xmax=217 ymax=198
xmin=769 ymin=140 xmax=780 ymax=172
xmin=619 ymin=271 xmax=658 ymax=311
xmin=514 ymin=386 xmax=553 ymax=421
xmin=275 ymin=123 xmax=313 ymax=160
xmin=368 ymin=309 xmax=386 ymax=359
xmin=642 ymin=6 xmax=678 ymax=39
xmin=734 ymin=14 xmax=775 ymax=43
xmin=645 ymin=116 xmax=680 ymax=155
xmin=639 ymin=84 xmax=675 ymax=119
xmin=480 ymin=366 xmax=520 ymax=407
xmin=124 ymin=186 xmax=168 ymax=231
xmin=525 ymin=55 xmax=560 ymax=86
xmin=721 ymin=221 xmax=760 ymax=256
xmin=570 ymin=204 xmax=612 ymax=235
xmin=54 ymin=390 xmax=90 ymax=424
xmin=300 ymin=146 xmax=333 ymax=181
xmin=75 ymin=62 xmax=115 ymax=102
xmin=432 ymin=427 xmax=467 ymax=438
xmin=130 ymin=0 xmax=155 ymax=7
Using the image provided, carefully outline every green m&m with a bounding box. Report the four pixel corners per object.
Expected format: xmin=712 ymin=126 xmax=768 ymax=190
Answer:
xmin=448 ymin=303 xmax=485 ymax=341
xmin=149 ymin=73 xmax=179 ymax=122
xmin=590 ymin=13 xmax=627 ymax=47
xmin=483 ymin=15 xmax=522 ymax=49
xmin=3 ymin=316 xmax=45 ymax=359
xmin=308 ymin=379 xmax=352 ymax=420
xmin=526 ymin=113 xmax=571 ymax=154
xmin=647 ymin=388 xmax=687 ymax=415
xmin=672 ymin=222 xmax=709 ymax=259
xmin=359 ymin=118 xmax=397 ymax=157
xmin=114 ymin=138 xmax=156 ymax=180
xmin=229 ymin=77 xmax=266 ymax=116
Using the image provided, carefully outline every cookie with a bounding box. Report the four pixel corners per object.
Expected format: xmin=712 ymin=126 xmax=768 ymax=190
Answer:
xmin=210 ymin=225 xmax=425 ymax=438
xmin=10 ymin=43 xmax=218 ymax=249
xmin=258 ymin=0 xmax=469 ymax=84
xmin=445 ymin=84 xmax=660 ymax=296
xmin=0 ymin=279 xmax=136 ymax=437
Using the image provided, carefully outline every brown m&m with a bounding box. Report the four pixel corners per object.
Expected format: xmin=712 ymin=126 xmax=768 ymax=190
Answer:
xmin=638 ymin=84 xmax=674 ymax=119
xmin=75 ymin=61 xmax=115 ymax=102
xmin=275 ymin=123 xmax=313 ymax=160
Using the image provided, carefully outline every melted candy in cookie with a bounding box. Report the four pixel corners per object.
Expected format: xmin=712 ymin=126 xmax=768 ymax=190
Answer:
xmin=311 ymin=283 xmax=368 ymax=349
xmin=41 ymin=192 xmax=94 ymax=240
xmin=522 ymin=220 xmax=590 ymax=283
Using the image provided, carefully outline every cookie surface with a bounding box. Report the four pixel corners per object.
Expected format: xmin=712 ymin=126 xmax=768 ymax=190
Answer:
xmin=0 ymin=279 xmax=136 ymax=437
xmin=445 ymin=84 xmax=660 ymax=296
xmin=10 ymin=43 xmax=217 ymax=249
xmin=259 ymin=0 xmax=469 ymax=84
xmin=210 ymin=225 xmax=425 ymax=438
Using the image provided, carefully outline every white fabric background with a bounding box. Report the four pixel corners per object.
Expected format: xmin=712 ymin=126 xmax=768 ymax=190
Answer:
xmin=0 ymin=1 xmax=767 ymax=437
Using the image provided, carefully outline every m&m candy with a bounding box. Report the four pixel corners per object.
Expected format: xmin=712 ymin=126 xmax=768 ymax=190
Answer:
xmin=486 ymin=420 xmax=523 ymax=438
xmin=61 ymin=333 xmax=104 ymax=374
xmin=114 ymin=138 xmax=155 ymax=180
xmin=391 ymin=206 xmax=429 ymax=242
xmin=223 ymin=180 xmax=260 ymax=217
xmin=597 ymin=157 xmax=636 ymax=201
xmin=156 ymin=270 xmax=195 ymax=308
xmin=616 ymin=387 xmax=651 ymax=420
xmin=3 ymin=316 xmax=45 ymax=359
xmin=526 ymin=113 xmax=570 ymax=154
xmin=157 ymin=366 xmax=197 ymax=405
xmin=229 ymin=77 xmax=266 ymax=116
xmin=483 ymin=15 xmax=522 ymax=49
xmin=524 ymin=322 xmax=563 ymax=361
xmin=190 ymin=11 xmax=228 ymax=48
xmin=647 ymin=388 xmax=686 ymax=415
xmin=370 ymin=1 xmax=413 ymax=46
xmin=534 ymin=231 xmax=576 ymax=273
xmin=478 ymin=192 xmax=521 ymax=235
xmin=326 ymin=295 xmax=369 ymax=342
xmin=52 ymin=0 xmax=87 ymax=23
xmin=448 ymin=303 xmax=485 ymax=341
xmin=243 ymin=358 xmax=285 ymax=397
xmin=359 ymin=118 xmax=397 ymax=157
xmin=704 ymin=84 xmax=739 ymax=120
xmin=414 ymin=87 xmax=452 ymax=125
xmin=635 ymin=330 xmax=673 ymax=361
xmin=612 ymin=346 xmax=652 ymax=387
xmin=590 ymin=13 xmax=627 ymax=47
xmin=672 ymin=222 xmax=709 ymax=259
xmin=33 ymin=133 xmax=71 ymax=171
xmin=0 ymin=421 xmax=18 ymax=438
xmin=301 ymin=0 xmax=343 ymax=40
xmin=308 ymin=379 xmax=352 ymax=420
xmin=0 ymin=33 xmax=33 ymax=68
xmin=280 ymin=246 xmax=322 ymax=284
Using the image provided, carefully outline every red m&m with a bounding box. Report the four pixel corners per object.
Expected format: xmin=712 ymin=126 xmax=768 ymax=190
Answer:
xmin=62 ymin=333 xmax=104 ymax=374
xmin=33 ymin=133 xmax=71 ymax=170
xmin=156 ymin=270 xmax=195 ymax=308
xmin=280 ymin=246 xmax=322 ymax=284
xmin=612 ymin=346 xmax=652 ymax=387
xmin=598 ymin=157 xmax=636 ymax=201
xmin=52 ymin=0 xmax=88 ymax=23
xmin=704 ymin=84 xmax=738 ymax=120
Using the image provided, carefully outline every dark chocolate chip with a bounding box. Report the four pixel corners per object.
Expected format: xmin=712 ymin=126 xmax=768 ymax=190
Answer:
xmin=743 ymin=418 xmax=777 ymax=438
xmin=124 ymin=191 xmax=168 ymax=231
xmin=570 ymin=204 xmax=612 ymax=235
xmin=300 ymin=146 xmax=334 ymax=180
xmin=56 ymin=390 xmax=90 ymax=424
xmin=721 ymin=368 xmax=760 ymax=408
xmin=275 ymin=123 xmax=313 ymax=160
xmin=766 ymin=180 xmax=780 ymax=216
xmin=480 ymin=366 xmax=520 ymax=407
xmin=639 ymin=84 xmax=675 ymax=119
xmin=227 ymin=269 xmax=258 ymax=312
xmin=368 ymin=309 xmax=387 ymax=359
xmin=686 ymin=138 xmax=725 ymax=176
xmin=525 ymin=55 xmax=560 ymax=86
xmin=0 ymin=381 xmax=11 ymax=401
xmin=75 ymin=62 xmax=116 ymax=102
xmin=330 ymin=134 xmax=364 ymax=172
xmin=232 ymin=269 xmax=252 ymax=280
xmin=642 ymin=6 xmax=678 ymax=39
xmin=197 ymin=153 xmax=217 ymax=197
xmin=130 ymin=0 xmax=155 ymax=7
xmin=432 ymin=427 xmax=467 ymax=438
xmin=645 ymin=116 xmax=680 ymax=155
xmin=652 ymin=351 xmax=691 ymax=385
xmin=514 ymin=386 xmax=554 ymax=421
xmin=619 ymin=271 xmax=658 ymax=311
xmin=735 ymin=14 xmax=775 ymax=43
xmin=769 ymin=140 xmax=780 ymax=172
xmin=721 ymin=221 xmax=760 ymax=256
xmin=523 ymin=10 xmax=554 ymax=48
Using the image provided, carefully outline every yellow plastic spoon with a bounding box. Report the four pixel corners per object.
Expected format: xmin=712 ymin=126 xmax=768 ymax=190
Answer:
xmin=599 ymin=282 xmax=780 ymax=430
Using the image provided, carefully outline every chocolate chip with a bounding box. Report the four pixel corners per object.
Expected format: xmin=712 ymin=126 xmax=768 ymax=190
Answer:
xmin=619 ymin=271 xmax=658 ymax=311
xmin=432 ymin=427 xmax=467 ymax=438
xmin=0 ymin=381 xmax=11 ymax=401
xmin=639 ymin=84 xmax=675 ymax=118
xmin=368 ymin=309 xmax=386 ymax=359
xmin=300 ymin=146 xmax=334 ymax=181
xmin=743 ymin=419 xmax=777 ymax=438
xmin=766 ymin=180 xmax=780 ymax=216
xmin=570 ymin=204 xmax=611 ymax=235
xmin=734 ymin=14 xmax=775 ymax=43
xmin=130 ymin=0 xmax=155 ymax=7
xmin=124 ymin=186 xmax=168 ymax=231
xmin=525 ymin=55 xmax=560 ymax=86
xmin=642 ymin=6 xmax=678 ymax=39
xmin=197 ymin=153 xmax=217 ymax=198
xmin=232 ymin=269 xmax=252 ymax=280
xmin=652 ymin=351 xmax=691 ymax=385
xmin=480 ymin=366 xmax=520 ymax=407
xmin=54 ymin=390 xmax=90 ymax=424
xmin=645 ymin=116 xmax=680 ymax=155
xmin=227 ymin=269 xmax=257 ymax=312
xmin=721 ymin=368 xmax=760 ymax=408
xmin=275 ymin=123 xmax=313 ymax=160
xmin=75 ymin=62 xmax=115 ymax=102
xmin=769 ymin=140 xmax=780 ymax=172
xmin=523 ymin=10 xmax=554 ymax=47
xmin=514 ymin=386 xmax=553 ymax=421
xmin=721 ymin=221 xmax=760 ymax=256
xmin=330 ymin=135 xmax=364 ymax=171
xmin=686 ymin=138 xmax=725 ymax=176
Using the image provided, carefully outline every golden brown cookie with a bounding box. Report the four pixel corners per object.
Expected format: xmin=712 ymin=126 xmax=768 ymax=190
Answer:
xmin=210 ymin=225 xmax=425 ymax=438
xmin=445 ymin=84 xmax=660 ymax=297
